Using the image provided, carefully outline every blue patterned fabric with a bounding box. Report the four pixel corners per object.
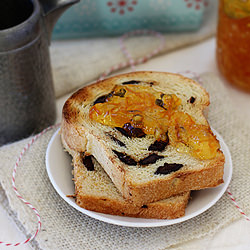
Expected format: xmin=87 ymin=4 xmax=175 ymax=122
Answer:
xmin=52 ymin=0 xmax=209 ymax=39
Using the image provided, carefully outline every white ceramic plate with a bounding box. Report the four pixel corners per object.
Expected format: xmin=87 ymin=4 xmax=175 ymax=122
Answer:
xmin=46 ymin=128 xmax=232 ymax=227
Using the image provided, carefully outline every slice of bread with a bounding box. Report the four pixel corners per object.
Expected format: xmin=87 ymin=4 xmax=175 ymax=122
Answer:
xmin=61 ymin=71 xmax=225 ymax=206
xmin=62 ymin=135 xmax=190 ymax=219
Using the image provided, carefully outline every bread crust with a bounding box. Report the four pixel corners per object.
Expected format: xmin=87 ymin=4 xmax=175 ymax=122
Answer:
xmin=75 ymin=193 xmax=189 ymax=219
xmin=61 ymin=71 xmax=225 ymax=206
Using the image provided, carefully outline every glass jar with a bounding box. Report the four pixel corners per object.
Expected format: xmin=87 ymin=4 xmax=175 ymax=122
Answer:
xmin=216 ymin=0 xmax=250 ymax=92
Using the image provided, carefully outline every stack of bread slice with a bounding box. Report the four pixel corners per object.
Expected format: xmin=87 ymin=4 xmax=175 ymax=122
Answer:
xmin=61 ymin=71 xmax=225 ymax=219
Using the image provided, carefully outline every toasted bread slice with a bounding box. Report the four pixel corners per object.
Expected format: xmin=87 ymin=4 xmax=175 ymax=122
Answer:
xmin=62 ymin=135 xmax=190 ymax=219
xmin=61 ymin=71 xmax=225 ymax=206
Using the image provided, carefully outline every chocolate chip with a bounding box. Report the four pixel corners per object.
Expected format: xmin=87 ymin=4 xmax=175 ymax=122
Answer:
xmin=154 ymin=163 xmax=183 ymax=175
xmin=122 ymin=80 xmax=140 ymax=85
xmin=93 ymin=95 xmax=107 ymax=105
xmin=115 ymin=127 xmax=130 ymax=137
xmin=141 ymin=205 xmax=148 ymax=208
xmin=132 ymin=128 xmax=146 ymax=138
xmin=123 ymin=123 xmax=146 ymax=138
xmin=108 ymin=134 xmax=126 ymax=147
xmin=188 ymin=96 xmax=196 ymax=104
xmin=148 ymin=134 xmax=169 ymax=152
xmin=155 ymin=98 xmax=167 ymax=110
xmin=82 ymin=155 xmax=95 ymax=171
xmin=116 ymin=123 xmax=146 ymax=138
xmin=139 ymin=153 xmax=164 ymax=165
xmin=93 ymin=92 xmax=113 ymax=105
xmin=155 ymin=98 xmax=164 ymax=107
xmin=113 ymin=150 xmax=137 ymax=166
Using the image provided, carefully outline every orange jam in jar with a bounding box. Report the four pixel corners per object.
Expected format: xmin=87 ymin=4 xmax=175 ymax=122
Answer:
xmin=89 ymin=84 xmax=220 ymax=160
xmin=217 ymin=0 xmax=250 ymax=92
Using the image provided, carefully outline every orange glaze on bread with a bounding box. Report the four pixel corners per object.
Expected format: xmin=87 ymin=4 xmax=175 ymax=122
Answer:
xmin=89 ymin=84 xmax=220 ymax=160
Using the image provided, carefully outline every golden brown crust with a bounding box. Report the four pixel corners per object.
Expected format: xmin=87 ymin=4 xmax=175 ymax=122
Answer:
xmin=75 ymin=193 xmax=189 ymax=219
xmin=61 ymin=117 xmax=87 ymax=153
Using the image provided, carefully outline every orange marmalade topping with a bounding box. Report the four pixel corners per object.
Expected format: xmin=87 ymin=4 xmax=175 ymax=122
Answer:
xmin=89 ymin=84 xmax=220 ymax=160
xmin=217 ymin=0 xmax=250 ymax=92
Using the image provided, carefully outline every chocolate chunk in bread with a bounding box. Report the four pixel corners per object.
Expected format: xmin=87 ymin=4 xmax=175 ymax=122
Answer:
xmin=148 ymin=135 xmax=169 ymax=152
xmin=155 ymin=98 xmax=164 ymax=108
xmin=155 ymin=163 xmax=183 ymax=175
xmin=82 ymin=155 xmax=95 ymax=171
xmin=139 ymin=153 xmax=164 ymax=165
xmin=188 ymin=96 xmax=196 ymax=103
xmin=122 ymin=80 xmax=140 ymax=85
xmin=115 ymin=123 xmax=146 ymax=138
xmin=123 ymin=123 xmax=146 ymax=138
xmin=113 ymin=150 xmax=137 ymax=166
xmin=93 ymin=92 xmax=113 ymax=105
xmin=108 ymin=134 xmax=126 ymax=147
xmin=115 ymin=127 xmax=130 ymax=137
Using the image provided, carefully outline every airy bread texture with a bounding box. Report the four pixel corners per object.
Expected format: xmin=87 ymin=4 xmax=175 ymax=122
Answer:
xmin=62 ymin=134 xmax=190 ymax=219
xmin=61 ymin=71 xmax=225 ymax=206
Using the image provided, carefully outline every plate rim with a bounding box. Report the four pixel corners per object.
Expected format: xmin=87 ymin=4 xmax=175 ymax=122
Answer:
xmin=45 ymin=127 xmax=233 ymax=227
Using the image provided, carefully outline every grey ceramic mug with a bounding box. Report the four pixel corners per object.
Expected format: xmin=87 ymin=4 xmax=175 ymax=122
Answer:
xmin=0 ymin=0 xmax=78 ymax=145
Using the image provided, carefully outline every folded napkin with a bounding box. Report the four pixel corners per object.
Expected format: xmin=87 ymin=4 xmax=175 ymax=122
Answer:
xmin=52 ymin=0 xmax=208 ymax=39
xmin=0 ymin=73 xmax=250 ymax=250
xmin=50 ymin=0 xmax=217 ymax=98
